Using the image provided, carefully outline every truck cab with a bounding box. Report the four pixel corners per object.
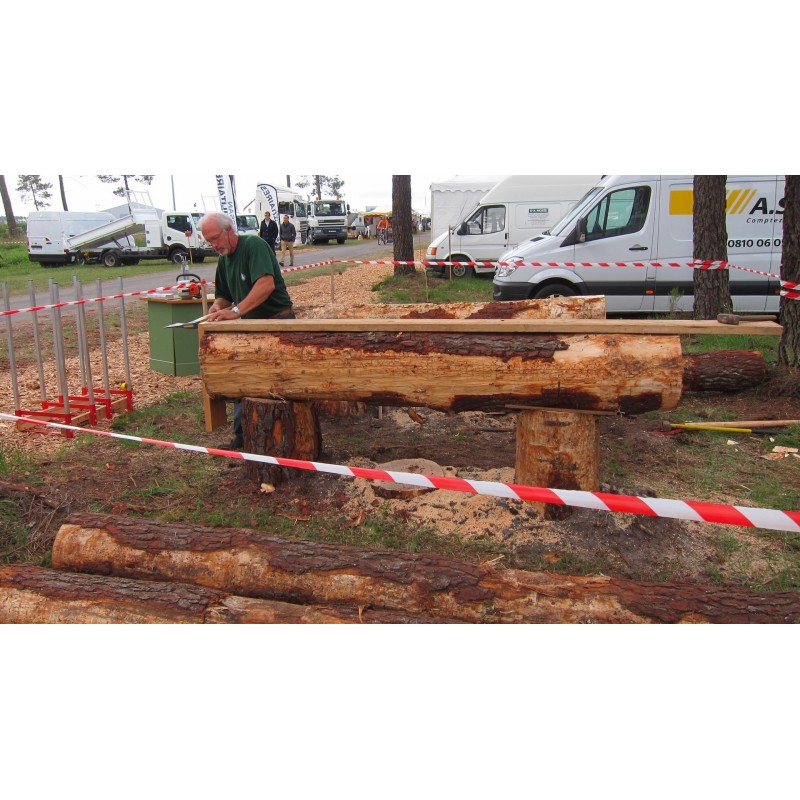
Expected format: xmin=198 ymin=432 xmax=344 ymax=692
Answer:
xmin=236 ymin=214 xmax=259 ymax=236
xmin=307 ymin=199 xmax=350 ymax=244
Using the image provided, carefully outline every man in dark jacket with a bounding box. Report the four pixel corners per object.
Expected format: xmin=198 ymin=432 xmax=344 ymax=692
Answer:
xmin=279 ymin=214 xmax=297 ymax=267
xmin=259 ymin=211 xmax=278 ymax=252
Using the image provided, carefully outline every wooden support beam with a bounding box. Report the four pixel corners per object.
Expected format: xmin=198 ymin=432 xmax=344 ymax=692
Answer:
xmin=515 ymin=409 xmax=600 ymax=520
xmin=200 ymin=318 xmax=782 ymax=336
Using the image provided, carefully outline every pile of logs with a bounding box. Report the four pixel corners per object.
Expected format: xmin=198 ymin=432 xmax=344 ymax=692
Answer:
xmin=1 ymin=513 xmax=798 ymax=624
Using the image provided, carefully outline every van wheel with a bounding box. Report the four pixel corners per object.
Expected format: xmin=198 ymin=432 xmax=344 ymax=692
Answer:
xmin=337 ymin=238 xmax=346 ymax=244
xmin=533 ymin=283 xmax=577 ymax=299
xmin=75 ymin=254 xmax=86 ymax=265
xmin=450 ymin=257 xmax=474 ymax=279
xmin=102 ymin=251 xmax=120 ymax=268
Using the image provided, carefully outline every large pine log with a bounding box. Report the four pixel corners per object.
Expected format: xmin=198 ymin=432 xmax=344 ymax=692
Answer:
xmin=0 ymin=565 xmax=446 ymax=624
xmin=52 ymin=513 xmax=800 ymax=623
xmin=682 ymin=350 xmax=766 ymax=392
xmin=201 ymin=331 xmax=684 ymax=413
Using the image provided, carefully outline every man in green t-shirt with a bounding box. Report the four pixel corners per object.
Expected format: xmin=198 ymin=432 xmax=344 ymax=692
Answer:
xmin=200 ymin=212 xmax=295 ymax=449
xmin=201 ymin=212 xmax=293 ymax=321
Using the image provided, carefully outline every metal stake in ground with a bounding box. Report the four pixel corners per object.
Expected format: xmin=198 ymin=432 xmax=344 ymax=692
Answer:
xmin=118 ymin=277 xmax=132 ymax=388
xmin=73 ymin=277 xmax=96 ymax=409
xmin=27 ymin=280 xmax=47 ymax=404
xmin=2 ymin=282 xmax=21 ymax=411
xmin=49 ymin=279 xmax=71 ymax=416
xmin=95 ymin=279 xmax=111 ymax=401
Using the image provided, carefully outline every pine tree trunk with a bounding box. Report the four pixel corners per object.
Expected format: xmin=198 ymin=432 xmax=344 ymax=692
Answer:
xmin=392 ymin=175 xmax=415 ymax=275
xmin=693 ymin=175 xmax=732 ymax=319
xmin=0 ymin=175 xmax=20 ymax=238
xmin=778 ymin=176 xmax=800 ymax=367
xmin=682 ymin=350 xmax=766 ymax=392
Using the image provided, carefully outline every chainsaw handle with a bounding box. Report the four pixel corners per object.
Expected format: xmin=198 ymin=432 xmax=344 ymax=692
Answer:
xmin=175 ymin=273 xmax=203 ymax=284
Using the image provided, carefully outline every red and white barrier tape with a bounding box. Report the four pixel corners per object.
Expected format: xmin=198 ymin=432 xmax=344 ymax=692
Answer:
xmin=0 ymin=280 xmax=214 ymax=318
xmin=1 ymin=260 xmax=342 ymax=318
xmin=2 ymin=412 xmax=798 ymax=533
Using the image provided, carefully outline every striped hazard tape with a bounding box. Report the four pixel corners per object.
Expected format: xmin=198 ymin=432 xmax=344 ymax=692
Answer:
xmin=2 ymin=412 xmax=798 ymax=533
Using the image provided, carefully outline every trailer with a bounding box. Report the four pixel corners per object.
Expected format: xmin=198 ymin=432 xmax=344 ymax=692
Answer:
xmin=27 ymin=192 xmax=216 ymax=267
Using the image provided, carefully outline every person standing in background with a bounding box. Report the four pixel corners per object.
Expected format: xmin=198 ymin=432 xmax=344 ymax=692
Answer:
xmin=279 ymin=214 xmax=297 ymax=267
xmin=259 ymin=211 xmax=278 ymax=253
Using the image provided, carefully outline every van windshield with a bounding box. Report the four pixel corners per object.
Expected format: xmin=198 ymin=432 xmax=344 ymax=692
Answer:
xmin=550 ymin=187 xmax=604 ymax=237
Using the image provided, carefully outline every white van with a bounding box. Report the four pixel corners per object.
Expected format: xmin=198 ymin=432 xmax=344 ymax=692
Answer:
xmin=27 ymin=211 xmax=136 ymax=266
xmin=492 ymin=175 xmax=784 ymax=313
xmin=425 ymin=175 xmax=601 ymax=278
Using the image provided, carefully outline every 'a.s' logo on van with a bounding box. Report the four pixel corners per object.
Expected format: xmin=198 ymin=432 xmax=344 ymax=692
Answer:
xmin=670 ymin=189 xmax=785 ymax=216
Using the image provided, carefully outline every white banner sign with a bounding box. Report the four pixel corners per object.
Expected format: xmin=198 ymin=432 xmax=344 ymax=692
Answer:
xmin=257 ymin=183 xmax=279 ymax=222
xmin=215 ymin=174 xmax=238 ymax=229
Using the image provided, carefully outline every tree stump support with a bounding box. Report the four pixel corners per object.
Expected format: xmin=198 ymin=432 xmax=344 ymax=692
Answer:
xmin=241 ymin=397 xmax=321 ymax=486
xmin=515 ymin=409 xmax=601 ymax=520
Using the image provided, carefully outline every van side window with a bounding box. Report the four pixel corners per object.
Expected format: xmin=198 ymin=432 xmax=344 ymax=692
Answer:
xmin=584 ymin=187 xmax=651 ymax=241
xmin=465 ymin=205 xmax=506 ymax=235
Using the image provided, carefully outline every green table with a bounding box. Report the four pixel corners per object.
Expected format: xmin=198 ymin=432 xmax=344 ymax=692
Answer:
xmin=144 ymin=298 xmax=205 ymax=376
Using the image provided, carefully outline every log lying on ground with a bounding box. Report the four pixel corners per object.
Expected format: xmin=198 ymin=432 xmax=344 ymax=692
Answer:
xmin=0 ymin=565 xmax=446 ymax=624
xmin=52 ymin=513 xmax=800 ymax=623
xmin=682 ymin=350 xmax=766 ymax=392
xmin=201 ymin=329 xmax=684 ymax=414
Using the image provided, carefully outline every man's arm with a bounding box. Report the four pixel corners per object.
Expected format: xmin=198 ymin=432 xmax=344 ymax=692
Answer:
xmin=208 ymin=276 xmax=275 ymax=320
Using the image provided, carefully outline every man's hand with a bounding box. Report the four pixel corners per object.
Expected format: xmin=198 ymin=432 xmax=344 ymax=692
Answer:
xmin=208 ymin=306 xmax=240 ymax=321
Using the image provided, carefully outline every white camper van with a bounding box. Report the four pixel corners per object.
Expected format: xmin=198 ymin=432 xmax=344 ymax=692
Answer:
xmin=425 ymin=175 xmax=601 ymax=278
xmin=492 ymin=175 xmax=784 ymax=313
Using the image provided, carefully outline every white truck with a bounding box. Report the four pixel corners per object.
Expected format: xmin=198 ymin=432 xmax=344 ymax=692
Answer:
xmin=492 ymin=174 xmax=785 ymax=313
xmin=425 ymin=175 xmax=601 ymax=278
xmin=27 ymin=199 xmax=215 ymax=268
xmin=306 ymin=198 xmax=350 ymax=245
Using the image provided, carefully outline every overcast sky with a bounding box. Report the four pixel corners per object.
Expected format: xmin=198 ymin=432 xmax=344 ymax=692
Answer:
xmin=4 ymin=173 xmax=460 ymax=217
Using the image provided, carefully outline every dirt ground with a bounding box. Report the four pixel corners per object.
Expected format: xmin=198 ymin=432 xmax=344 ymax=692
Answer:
xmin=2 ymin=263 xmax=799 ymax=588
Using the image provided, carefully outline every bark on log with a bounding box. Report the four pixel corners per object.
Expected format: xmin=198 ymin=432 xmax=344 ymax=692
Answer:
xmin=201 ymin=331 xmax=684 ymax=414
xmin=682 ymin=350 xmax=766 ymax=393
xmin=0 ymin=565 xmax=447 ymax=624
xmin=334 ymin=297 xmax=607 ymax=320
xmin=515 ymin=410 xmax=600 ymax=521
xmin=241 ymin=398 xmax=321 ymax=486
xmin=51 ymin=513 xmax=800 ymax=623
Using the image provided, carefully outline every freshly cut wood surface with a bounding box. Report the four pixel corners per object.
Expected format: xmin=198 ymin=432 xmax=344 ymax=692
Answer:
xmin=51 ymin=513 xmax=800 ymax=623
xmin=200 ymin=318 xmax=782 ymax=336
xmin=200 ymin=331 xmax=684 ymax=413
xmin=336 ymin=296 xmax=607 ymax=320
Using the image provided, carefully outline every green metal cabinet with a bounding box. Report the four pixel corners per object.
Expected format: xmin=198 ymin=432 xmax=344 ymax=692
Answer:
xmin=145 ymin=299 xmax=204 ymax=376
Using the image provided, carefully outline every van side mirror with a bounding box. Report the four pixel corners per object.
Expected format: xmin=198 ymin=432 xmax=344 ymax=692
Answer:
xmin=577 ymin=217 xmax=587 ymax=243
xmin=457 ymin=222 xmax=467 ymax=236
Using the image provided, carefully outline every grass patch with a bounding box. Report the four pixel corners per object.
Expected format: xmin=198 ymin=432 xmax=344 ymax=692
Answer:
xmin=681 ymin=333 xmax=779 ymax=364
xmin=372 ymin=272 xmax=494 ymax=305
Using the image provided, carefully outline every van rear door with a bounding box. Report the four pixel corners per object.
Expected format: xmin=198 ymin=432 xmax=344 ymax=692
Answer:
xmin=569 ymin=183 xmax=657 ymax=312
